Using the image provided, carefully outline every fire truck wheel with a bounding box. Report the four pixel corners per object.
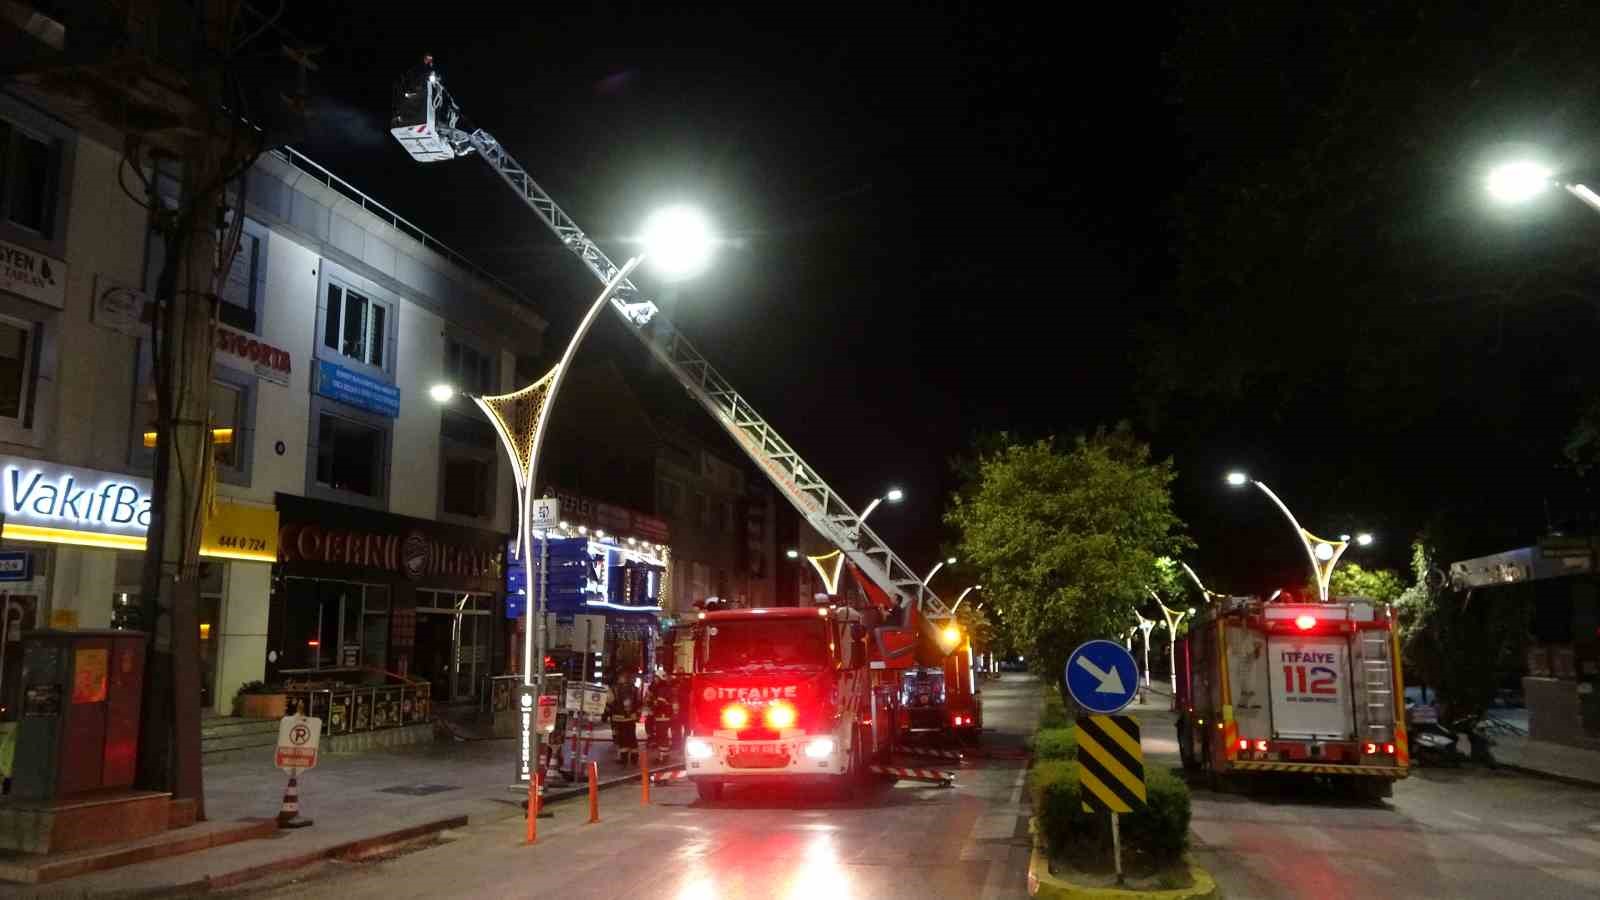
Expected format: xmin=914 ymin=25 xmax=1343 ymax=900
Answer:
xmin=1350 ymin=778 xmax=1392 ymax=803
xmin=1177 ymin=720 xmax=1199 ymax=771
xmin=695 ymin=780 xmax=723 ymax=803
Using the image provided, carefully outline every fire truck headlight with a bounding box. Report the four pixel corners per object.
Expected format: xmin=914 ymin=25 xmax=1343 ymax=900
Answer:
xmin=764 ymin=701 xmax=797 ymax=729
xmin=803 ymin=738 xmax=835 ymax=760
xmin=721 ymin=705 xmax=750 ymax=729
xmin=686 ymin=738 xmax=714 ymax=760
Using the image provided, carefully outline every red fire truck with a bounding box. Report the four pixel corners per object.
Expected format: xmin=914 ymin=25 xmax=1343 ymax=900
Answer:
xmin=898 ymin=628 xmax=982 ymax=745
xmin=1174 ymin=596 xmax=1409 ymax=799
xmin=682 ymin=605 xmax=895 ymax=801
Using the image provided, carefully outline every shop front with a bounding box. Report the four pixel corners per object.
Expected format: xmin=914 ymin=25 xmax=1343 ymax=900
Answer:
xmin=269 ymin=494 xmax=507 ymax=712
xmin=0 ymin=454 xmax=279 ymax=720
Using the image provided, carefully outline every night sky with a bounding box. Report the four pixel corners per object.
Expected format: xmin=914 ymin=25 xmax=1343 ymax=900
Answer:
xmin=279 ymin=4 xmax=1600 ymax=597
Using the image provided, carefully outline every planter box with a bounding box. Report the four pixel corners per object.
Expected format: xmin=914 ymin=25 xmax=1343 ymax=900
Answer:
xmin=235 ymin=693 xmax=287 ymax=719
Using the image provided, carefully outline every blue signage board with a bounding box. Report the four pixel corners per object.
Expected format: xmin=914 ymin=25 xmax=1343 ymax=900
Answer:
xmin=1065 ymin=639 xmax=1140 ymax=714
xmin=0 ymin=550 xmax=31 ymax=582
xmin=315 ymin=359 xmax=400 ymax=418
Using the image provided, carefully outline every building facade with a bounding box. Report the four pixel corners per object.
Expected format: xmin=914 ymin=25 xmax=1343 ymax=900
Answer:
xmin=0 ymin=85 xmax=545 ymax=718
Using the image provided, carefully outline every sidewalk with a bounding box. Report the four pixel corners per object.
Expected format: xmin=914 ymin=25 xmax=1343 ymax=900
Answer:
xmin=11 ymin=730 xmax=676 ymax=896
xmin=1490 ymin=731 xmax=1600 ymax=788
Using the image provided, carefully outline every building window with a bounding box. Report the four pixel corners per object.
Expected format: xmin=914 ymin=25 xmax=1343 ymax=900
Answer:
xmin=322 ymin=283 xmax=388 ymax=369
xmin=218 ymin=223 xmax=264 ymax=332
xmin=657 ymin=478 xmax=683 ymax=517
xmin=210 ymin=379 xmax=244 ymax=470
xmin=445 ymin=336 xmax=495 ymax=395
xmin=0 ymin=120 xmax=57 ymax=236
xmin=442 ymin=456 xmax=491 ymax=518
xmin=316 ymin=413 xmax=384 ymax=497
xmin=0 ymin=315 xmax=33 ymax=424
xmin=721 ymin=500 xmax=735 ymax=534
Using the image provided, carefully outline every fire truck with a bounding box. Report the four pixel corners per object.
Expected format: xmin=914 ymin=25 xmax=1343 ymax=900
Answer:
xmin=1174 ymin=596 xmax=1409 ymax=799
xmin=898 ymin=626 xmax=982 ymax=745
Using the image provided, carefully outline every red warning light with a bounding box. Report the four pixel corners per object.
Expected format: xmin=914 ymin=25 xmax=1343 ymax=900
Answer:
xmin=1254 ymin=739 xmax=1269 ymax=752
xmin=1237 ymin=738 xmax=1249 ymax=751
xmin=1294 ymin=614 xmax=1317 ymax=631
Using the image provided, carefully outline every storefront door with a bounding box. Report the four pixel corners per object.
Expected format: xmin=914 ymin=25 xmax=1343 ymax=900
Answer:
xmin=416 ymin=591 xmax=491 ymax=702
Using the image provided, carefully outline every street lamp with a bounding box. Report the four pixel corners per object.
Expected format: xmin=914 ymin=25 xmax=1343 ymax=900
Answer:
xmin=951 ymin=584 xmax=981 ymax=612
xmin=785 ymin=548 xmax=800 ymax=559
xmin=432 ymin=204 xmax=714 ymax=791
xmin=1224 ymin=472 xmax=1372 ymax=603
xmin=1153 ymin=595 xmax=1189 ymax=700
xmin=1134 ymin=611 xmax=1156 ymax=688
xmin=922 ymin=556 xmax=956 ymax=585
xmin=1484 ymin=159 xmax=1600 ymax=215
xmin=859 ymin=487 xmax=905 ymax=523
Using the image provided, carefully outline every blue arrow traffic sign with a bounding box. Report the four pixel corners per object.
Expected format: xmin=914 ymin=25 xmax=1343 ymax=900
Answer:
xmin=1065 ymin=639 xmax=1140 ymax=714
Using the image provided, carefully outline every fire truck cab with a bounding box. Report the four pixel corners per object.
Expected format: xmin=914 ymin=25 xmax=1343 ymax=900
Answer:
xmin=683 ymin=606 xmax=888 ymax=801
xmin=1175 ymin=596 xmax=1409 ymax=799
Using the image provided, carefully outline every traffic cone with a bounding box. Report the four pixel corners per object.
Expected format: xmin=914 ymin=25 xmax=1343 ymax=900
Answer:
xmin=277 ymin=774 xmax=313 ymax=828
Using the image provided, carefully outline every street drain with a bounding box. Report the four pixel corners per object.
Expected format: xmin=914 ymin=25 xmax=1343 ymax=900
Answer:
xmin=377 ymin=783 xmax=462 ymax=796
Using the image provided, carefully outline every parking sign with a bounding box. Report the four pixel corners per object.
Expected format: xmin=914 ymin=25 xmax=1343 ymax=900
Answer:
xmin=531 ymin=497 xmax=560 ymax=531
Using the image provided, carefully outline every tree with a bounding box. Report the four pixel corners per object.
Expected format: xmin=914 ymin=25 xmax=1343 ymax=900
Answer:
xmin=945 ymin=425 xmax=1191 ymax=697
xmin=1308 ymin=562 xmax=1405 ymax=604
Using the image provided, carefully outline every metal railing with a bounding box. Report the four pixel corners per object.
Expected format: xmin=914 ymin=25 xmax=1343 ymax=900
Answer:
xmin=268 ymin=145 xmax=539 ymax=313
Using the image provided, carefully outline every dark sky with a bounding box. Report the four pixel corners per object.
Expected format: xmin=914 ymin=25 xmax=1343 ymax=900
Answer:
xmin=277 ymin=4 xmax=1600 ymax=597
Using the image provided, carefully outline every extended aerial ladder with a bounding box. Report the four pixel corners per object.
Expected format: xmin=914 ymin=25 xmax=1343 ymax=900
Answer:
xmin=388 ymin=64 xmax=950 ymax=620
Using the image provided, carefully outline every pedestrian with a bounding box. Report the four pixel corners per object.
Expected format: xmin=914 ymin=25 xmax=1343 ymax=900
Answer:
xmin=605 ymin=672 xmax=641 ymax=767
xmin=647 ymin=667 xmax=674 ymax=763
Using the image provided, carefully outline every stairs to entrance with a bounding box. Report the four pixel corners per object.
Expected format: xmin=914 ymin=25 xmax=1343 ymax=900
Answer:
xmin=201 ymin=717 xmax=280 ymax=766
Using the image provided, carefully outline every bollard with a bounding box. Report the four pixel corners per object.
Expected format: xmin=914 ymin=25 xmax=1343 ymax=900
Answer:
xmin=278 ymin=774 xmax=313 ymax=828
xmin=640 ymin=742 xmax=651 ymax=805
xmin=525 ymin=767 xmax=541 ymax=844
xmin=587 ymin=760 xmax=600 ymax=823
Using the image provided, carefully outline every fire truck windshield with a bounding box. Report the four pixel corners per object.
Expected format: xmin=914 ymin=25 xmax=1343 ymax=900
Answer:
xmin=703 ymin=619 xmax=831 ymax=672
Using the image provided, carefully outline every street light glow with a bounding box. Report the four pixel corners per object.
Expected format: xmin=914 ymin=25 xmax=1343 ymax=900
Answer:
xmin=1225 ymin=471 xmax=1249 ymax=486
xmin=1486 ymin=160 xmax=1553 ymax=204
xmin=1314 ymin=542 xmax=1335 ymax=561
xmin=786 ymin=548 xmax=799 ymax=559
xmin=641 ymin=205 xmax=715 ymax=280
xmin=946 ymin=556 xmax=957 ymax=565
xmin=1356 ymin=532 xmax=1374 ymax=546
xmin=886 ymin=487 xmax=904 ymax=502
xmin=428 ymin=383 xmax=455 ymax=403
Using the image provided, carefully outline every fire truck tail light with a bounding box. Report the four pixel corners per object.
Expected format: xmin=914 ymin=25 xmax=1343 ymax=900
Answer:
xmin=1364 ymin=742 xmax=1378 ymax=755
xmin=721 ymin=705 xmax=750 ymax=729
xmin=1254 ymin=740 xmax=1269 ymax=752
xmin=803 ymin=738 xmax=834 ymax=759
xmin=1294 ymin=614 xmax=1317 ymax=631
xmin=1384 ymin=743 xmax=1396 ymax=755
xmin=764 ymin=702 xmax=797 ymax=729
xmin=686 ymin=738 xmax=713 ymax=760
xmin=1237 ymin=738 xmax=1249 ymax=751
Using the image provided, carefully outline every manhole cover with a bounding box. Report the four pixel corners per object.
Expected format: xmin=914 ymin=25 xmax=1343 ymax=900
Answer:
xmin=377 ymin=784 xmax=461 ymax=796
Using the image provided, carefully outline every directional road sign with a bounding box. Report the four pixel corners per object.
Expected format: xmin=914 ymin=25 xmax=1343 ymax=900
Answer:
xmin=1065 ymin=639 xmax=1140 ymax=714
xmin=1076 ymin=714 xmax=1146 ymax=813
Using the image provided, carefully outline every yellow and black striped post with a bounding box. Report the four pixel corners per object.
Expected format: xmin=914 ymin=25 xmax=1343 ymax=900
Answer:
xmin=1076 ymin=715 xmax=1145 ymax=884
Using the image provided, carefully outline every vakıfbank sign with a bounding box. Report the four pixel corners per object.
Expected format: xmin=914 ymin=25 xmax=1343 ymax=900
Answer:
xmin=0 ymin=456 xmax=152 ymax=548
xmin=0 ymin=456 xmax=278 ymax=559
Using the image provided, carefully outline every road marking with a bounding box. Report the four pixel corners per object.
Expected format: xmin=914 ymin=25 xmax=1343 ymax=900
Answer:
xmin=1553 ymin=836 xmax=1600 ymax=859
xmin=1504 ymin=821 xmax=1561 ymax=836
xmin=1460 ymin=833 xmax=1565 ymax=866
xmin=1451 ymin=810 xmax=1482 ymax=822
xmin=1539 ymin=866 xmax=1600 ymax=891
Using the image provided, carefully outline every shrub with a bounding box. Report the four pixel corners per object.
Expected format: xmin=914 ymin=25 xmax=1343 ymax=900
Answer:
xmin=1120 ymin=767 xmax=1190 ymax=862
xmin=1031 ymin=759 xmax=1192 ymax=864
xmin=1040 ymin=688 xmax=1071 ymax=729
xmin=1030 ymin=760 xmax=1097 ymax=854
xmin=1034 ymin=727 xmax=1078 ymax=761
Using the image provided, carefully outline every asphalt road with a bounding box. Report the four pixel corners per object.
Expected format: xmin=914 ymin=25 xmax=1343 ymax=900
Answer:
xmin=228 ymin=674 xmax=1041 ymax=900
xmin=1129 ymin=691 xmax=1600 ymax=900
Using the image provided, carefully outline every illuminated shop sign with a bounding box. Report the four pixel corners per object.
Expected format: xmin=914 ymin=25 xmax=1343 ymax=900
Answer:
xmin=0 ymin=456 xmax=152 ymax=548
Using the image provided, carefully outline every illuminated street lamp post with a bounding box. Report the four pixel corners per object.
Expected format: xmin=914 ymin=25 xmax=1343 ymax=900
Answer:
xmin=951 ymin=584 xmax=981 ymax=613
xmin=1484 ymin=159 xmax=1600 ymax=214
xmin=922 ymin=556 xmax=957 ymax=586
xmin=1153 ymin=596 xmax=1194 ymax=704
xmin=1135 ymin=612 xmax=1156 ymax=688
xmin=431 ymin=205 xmax=714 ymax=799
xmin=859 ymin=487 xmax=905 ymax=523
xmin=1224 ymin=472 xmax=1373 ymax=602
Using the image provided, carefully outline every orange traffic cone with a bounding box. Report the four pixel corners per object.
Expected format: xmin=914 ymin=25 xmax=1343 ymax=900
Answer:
xmin=278 ymin=774 xmax=313 ymax=828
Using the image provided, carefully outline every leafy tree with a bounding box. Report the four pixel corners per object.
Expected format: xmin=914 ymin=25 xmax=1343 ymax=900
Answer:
xmin=945 ymin=425 xmax=1191 ymax=698
xmin=1308 ymin=562 xmax=1406 ymax=604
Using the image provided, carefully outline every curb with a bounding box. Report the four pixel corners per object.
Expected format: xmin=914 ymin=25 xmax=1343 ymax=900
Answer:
xmin=542 ymin=762 xmax=684 ymax=804
xmin=1026 ymin=819 xmax=1215 ymax=900
xmin=1492 ymin=761 xmax=1600 ymax=791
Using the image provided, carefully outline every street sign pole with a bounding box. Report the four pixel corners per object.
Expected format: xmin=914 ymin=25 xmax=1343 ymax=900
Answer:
xmin=1111 ymin=811 xmax=1123 ymax=885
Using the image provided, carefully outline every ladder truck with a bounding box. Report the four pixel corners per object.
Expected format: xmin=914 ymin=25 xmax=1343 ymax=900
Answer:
xmin=388 ymin=62 xmax=959 ymax=794
xmin=1174 ymin=595 xmax=1409 ymax=800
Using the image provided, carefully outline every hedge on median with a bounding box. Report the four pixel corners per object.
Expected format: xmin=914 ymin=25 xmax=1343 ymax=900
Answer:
xmin=1033 ymin=726 xmax=1078 ymax=761
xmin=1029 ymin=757 xmax=1191 ymax=863
xmin=1040 ymin=688 xmax=1071 ymax=729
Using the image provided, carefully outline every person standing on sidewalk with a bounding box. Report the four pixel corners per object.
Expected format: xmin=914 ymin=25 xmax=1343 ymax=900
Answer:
xmin=646 ymin=667 xmax=674 ymax=764
xmin=605 ymin=672 xmax=642 ymax=767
